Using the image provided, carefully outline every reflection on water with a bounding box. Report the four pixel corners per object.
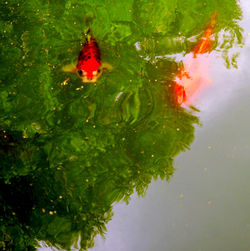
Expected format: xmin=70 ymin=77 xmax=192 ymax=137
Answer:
xmin=0 ymin=0 xmax=243 ymax=250
xmin=175 ymin=12 xmax=217 ymax=106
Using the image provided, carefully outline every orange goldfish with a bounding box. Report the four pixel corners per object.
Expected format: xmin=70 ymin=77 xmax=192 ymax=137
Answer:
xmin=175 ymin=12 xmax=217 ymax=105
xmin=193 ymin=12 xmax=217 ymax=56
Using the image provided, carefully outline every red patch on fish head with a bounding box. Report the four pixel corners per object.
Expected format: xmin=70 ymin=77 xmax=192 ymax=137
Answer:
xmin=82 ymin=58 xmax=100 ymax=80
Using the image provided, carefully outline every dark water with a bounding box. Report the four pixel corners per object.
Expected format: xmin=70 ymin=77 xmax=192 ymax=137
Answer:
xmin=0 ymin=0 xmax=244 ymax=250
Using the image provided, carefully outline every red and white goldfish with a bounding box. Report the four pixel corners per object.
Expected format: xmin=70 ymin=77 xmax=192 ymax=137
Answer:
xmin=62 ymin=30 xmax=112 ymax=83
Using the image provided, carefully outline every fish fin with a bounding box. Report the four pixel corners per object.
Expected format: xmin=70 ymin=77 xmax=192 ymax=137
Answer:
xmin=85 ymin=28 xmax=91 ymax=35
xmin=62 ymin=64 xmax=77 ymax=73
xmin=83 ymin=28 xmax=92 ymax=44
xmin=102 ymin=63 xmax=113 ymax=71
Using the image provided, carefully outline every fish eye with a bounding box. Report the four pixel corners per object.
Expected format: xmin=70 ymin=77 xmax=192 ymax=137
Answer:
xmin=97 ymin=69 xmax=101 ymax=73
xmin=78 ymin=70 xmax=83 ymax=76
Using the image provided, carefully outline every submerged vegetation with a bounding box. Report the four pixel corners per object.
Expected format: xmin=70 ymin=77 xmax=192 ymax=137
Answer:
xmin=0 ymin=0 xmax=243 ymax=250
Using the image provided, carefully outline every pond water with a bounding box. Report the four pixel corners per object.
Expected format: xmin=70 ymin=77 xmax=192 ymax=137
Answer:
xmin=90 ymin=1 xmax=250 ymax=251
xmin=0 ymin=0 xmax=249 ymax=250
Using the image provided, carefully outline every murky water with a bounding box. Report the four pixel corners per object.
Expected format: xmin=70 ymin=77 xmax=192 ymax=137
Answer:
xmin=90 ymin=1 xmax=250 ymax=251
xmin=0 ymin=0 xmax=248 ymax=250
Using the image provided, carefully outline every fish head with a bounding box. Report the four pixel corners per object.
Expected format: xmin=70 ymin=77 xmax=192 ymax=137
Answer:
xmin=62 ymin=62 xmax=112 ymax=84
xmin=77 ymin=68 xmax=103 ymax=83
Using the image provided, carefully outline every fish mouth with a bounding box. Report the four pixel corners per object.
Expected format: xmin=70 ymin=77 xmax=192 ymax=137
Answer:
xmin=81 ymin=76 xmax=98 ymax=83
xmin=80 ymin=69 xmax=103 ymax=83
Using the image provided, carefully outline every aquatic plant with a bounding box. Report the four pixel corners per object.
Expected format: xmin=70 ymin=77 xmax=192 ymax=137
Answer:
xmin=0 ymin=0 xmax=242 ymax=250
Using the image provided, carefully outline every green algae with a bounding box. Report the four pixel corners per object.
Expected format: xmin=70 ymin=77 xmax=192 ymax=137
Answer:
xmin=0 ymin=0 xmax=243 ymax=250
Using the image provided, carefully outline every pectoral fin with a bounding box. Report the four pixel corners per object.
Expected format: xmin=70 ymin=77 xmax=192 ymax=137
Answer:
xmin=102 ymin=62 xmax=113 ymax=71
xmin=62 ymin=63 xmax=77 ymax=73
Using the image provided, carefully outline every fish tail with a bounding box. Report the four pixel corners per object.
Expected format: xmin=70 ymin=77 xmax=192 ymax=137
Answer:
xmin=204 ymin=11 xmax=217 ymax=36
xmin=80 ymin=28 xmax=92 ymax=45
xmin=85 ymin=28 xmax=93 ymax=44
xmin=210 ymin=11 xmax=217 ymax=27
xmin=193 ymin=11 xmax=217 ymax=55
xmin=85 ymin=28 xmax=91 ymax=36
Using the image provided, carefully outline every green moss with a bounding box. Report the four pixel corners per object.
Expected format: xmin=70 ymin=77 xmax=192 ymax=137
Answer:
xmin=0 ymin=0 xmax=242 ymax=250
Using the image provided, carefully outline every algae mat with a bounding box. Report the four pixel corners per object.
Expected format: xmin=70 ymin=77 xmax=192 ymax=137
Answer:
xmin=0 ymin=0 xmax=242 ymax=250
